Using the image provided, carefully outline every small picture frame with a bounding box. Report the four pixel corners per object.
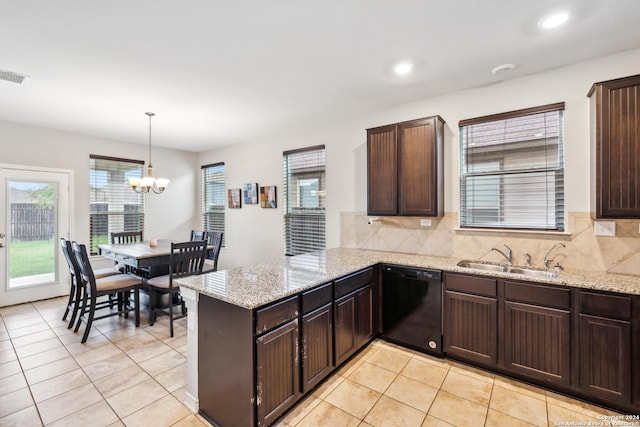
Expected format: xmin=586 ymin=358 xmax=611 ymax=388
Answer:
xmin=227 ymin=188 xmax=242 ymax=209
xmin=244 ymin=183 xmax=258 ymax=204
xmin=260 ymin=186 xmax=277 ymax=208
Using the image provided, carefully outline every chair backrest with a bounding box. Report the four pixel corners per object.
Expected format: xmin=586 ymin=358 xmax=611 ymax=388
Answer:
xmin=111 ymin=231 xmax=143 ymax=244
xmin=169 ymin=240 xmax=207 ymax=283
xmin=206 ymin=232 xmax=224 ymax=270
xmin=71 ymin=241 xmax=97 ymax=293
xmin=60 ymin=238 xmax=81 ymax=281
xmin=189 ymin=230 xmax=208 ymax=242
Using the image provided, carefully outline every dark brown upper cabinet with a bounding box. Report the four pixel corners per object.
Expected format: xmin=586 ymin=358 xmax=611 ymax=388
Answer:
xmin=367 ymin=116 xmax=445 ymax=216
xmin=589 ymin=74 xmax=640 ymax=218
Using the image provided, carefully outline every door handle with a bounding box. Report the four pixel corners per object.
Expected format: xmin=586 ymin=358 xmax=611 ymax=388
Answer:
xmin=0 ymin=243 xmax=4 ymax=248
xmin=0 ymin=233 xmax=5 ymax=238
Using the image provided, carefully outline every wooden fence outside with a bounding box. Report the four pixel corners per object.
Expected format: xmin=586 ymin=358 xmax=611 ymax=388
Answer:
xmin=10 ymin=203 xmax=55 ymax=242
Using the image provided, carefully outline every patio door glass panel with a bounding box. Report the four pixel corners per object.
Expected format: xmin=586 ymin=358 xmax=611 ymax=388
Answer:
xmin=0 ymin=166 xmax=71 ymax=307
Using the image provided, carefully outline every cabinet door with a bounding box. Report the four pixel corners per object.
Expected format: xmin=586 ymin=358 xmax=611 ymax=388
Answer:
xmin=355 ymin=285 xmax=373 ymax=347
xmin=256 ymin=319 xmax=300 ymax=426
xmin=367 ymin=125 xmax=397 ymax=215
xmin=334 ymin=293 xmax=357 ymax=366
xmin=302 ymin=303 xmax=334 ymax=393
xmin=579 ymin=314 xmax=632 ymax=404
xmin=591 ymin=75 xmax=640 ymax=218
xmin=398 ymin=117 xmax=441 ymax=216
xmin=504 ymin=301 xmax=571 ymax=386
xmin=444 ymin=290 xmax=497 ymax=368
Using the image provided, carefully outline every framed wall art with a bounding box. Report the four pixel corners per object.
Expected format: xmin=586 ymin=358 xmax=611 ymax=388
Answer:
xmin=227 ymin=188 xmax=242 ymax=209
xmin=244 ymin=183 xmax=258 ymax=204
xmin=260 ymin=186 xmax=277 ymax=208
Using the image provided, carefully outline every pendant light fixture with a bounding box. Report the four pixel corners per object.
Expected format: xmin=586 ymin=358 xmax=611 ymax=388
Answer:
xmin=129 ymin=112 xmax=169 ymax=194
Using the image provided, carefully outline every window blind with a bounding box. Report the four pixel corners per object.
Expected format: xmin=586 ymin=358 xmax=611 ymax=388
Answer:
xmin=459 ymin=103 xmax=565 ymax=231
xmin=283 ymin=146 xmax=326 ymax=256
xmin=201 ymin=162 xmax=226 ymax=246
xmin=89 ymin=155 xmax=145 ymax=255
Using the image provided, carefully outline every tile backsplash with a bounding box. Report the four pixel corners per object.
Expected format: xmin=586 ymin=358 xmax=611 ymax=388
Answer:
xmin=340 ymin=212 xmax=640 ymax=276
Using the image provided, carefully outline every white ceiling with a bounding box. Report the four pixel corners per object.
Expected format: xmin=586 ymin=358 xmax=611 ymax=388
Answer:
xmin=1 ymin=0 xmax=640 ymax=152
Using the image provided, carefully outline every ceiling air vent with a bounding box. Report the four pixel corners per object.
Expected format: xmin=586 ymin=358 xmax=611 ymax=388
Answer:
xmin=0 ymin=69 xmax=29 ymax=84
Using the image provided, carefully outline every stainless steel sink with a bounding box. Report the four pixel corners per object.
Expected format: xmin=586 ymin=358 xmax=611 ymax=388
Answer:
xmin=456 ymin=260 xmax=559 ymax=278
xmin=456 ymin=260 xmax=507 ymax=272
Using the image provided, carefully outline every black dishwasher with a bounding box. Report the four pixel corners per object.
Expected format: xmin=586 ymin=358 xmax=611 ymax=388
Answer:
xmin=382 ymin=264 xmax=443 ymax=356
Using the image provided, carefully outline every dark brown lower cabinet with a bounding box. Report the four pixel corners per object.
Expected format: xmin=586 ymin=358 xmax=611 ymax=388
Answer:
xmin=579 ymin=314 xmax=631 ymax=404
xmin=444 ymin=290 xmax=498 ymax=368
xmin=301 ymin=303 xmax=334 ymax=393
xmin=503 ymin=280 xmax=572 ymax=387
xmin=256 ymin=319 xmax=301 ymax=426
xmin=578 ymin=290 xmax=634 ymax=406
xmin=504 ymin=301 xmax=571 ymax=386
xmin=335 ymin=284 xmax=373 ymax=366
xmin=355 ymin=285 xmax=374 ymax=347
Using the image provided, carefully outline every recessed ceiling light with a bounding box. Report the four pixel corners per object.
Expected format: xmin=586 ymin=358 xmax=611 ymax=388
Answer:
xmin=540 ymin=12 xmax=569 ymax=29
xmin=491 ymin=63 xmax=515 ymax=76
xmin=393 ymin=61 xmax=414 ymax=75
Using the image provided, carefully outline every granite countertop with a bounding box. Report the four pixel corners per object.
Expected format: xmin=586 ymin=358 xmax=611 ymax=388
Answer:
xmin=175 ymin=247 xmax=640 ymax=309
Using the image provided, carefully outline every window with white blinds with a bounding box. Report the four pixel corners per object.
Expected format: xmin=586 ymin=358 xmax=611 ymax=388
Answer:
xmin=89 ymin=155 xmax=145 ymax=255
xmin=201 ymin=162 xmax=226 ymax=246
xmin=283 ymin=146 xmax=326 ymax=256
xmin=459 ymin=103 xmax=565 ymax=231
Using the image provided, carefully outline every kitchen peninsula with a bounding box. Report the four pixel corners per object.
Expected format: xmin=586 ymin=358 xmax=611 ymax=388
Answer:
xmin=176 ymin=248 xmax=640 ymax=426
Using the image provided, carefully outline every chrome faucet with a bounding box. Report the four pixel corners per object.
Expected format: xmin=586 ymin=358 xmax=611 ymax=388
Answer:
xmin=491 ymin=244 xmax=512 ymax=264
xmin=544 ymin=242 xmax=566 ymax=269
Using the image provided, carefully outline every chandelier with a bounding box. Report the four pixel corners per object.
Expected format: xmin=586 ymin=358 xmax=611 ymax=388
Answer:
xmin=129 ymin=112 xmax=169 ymax=194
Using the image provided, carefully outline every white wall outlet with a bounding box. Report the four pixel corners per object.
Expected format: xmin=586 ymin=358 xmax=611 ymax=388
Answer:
xmin=420 ymin=219 xmax=432 ymax=227
xmin=594 ymin=221 xmax=616 ymax=237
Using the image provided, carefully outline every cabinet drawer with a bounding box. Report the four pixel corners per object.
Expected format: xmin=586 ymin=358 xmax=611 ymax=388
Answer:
xmin=302 ymin=283 xmax=333 ymax=314
xmin=579 ymin=291 xmax=632 ymax=320
xmin=335 ymin=268 xmax=373 ymax=299
xmin=256 ymin=296 xmax=299 ymax=335
xmin=445 ymin=273 xmax=496 ymax=297
xmin=504 ymin=281 xmax=571 ymax=309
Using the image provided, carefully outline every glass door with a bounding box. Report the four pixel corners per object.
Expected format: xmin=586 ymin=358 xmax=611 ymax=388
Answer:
xmin=0 ymin=165 xmax=71 ymax=307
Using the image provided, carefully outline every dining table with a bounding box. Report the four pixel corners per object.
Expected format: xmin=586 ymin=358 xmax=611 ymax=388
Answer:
xmin=97 ymin=239 xmax=212 ymax=278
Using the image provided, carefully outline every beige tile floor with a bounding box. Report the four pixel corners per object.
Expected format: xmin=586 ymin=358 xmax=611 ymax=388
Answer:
xmin=0 ymin=297 xmax=623 ymax=427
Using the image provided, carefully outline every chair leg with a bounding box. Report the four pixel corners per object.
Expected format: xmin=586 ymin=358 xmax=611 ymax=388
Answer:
xmin=81 ymin=294 xmax=97 ymax=344
xmin=169 ymin=293 xmax=174 ymax=338
xmin=68 ymin=278 xmax=83 ymax=329
xmin=74 ymin=288 xmax=89 ymax=333
xmin=120 ymin=292 xmax=128 ymax=318
xmin=149 ymin=289 xmax=157 ymax=326
xmin=134 ymin=288 xmax=140 ymax=327
xmin=62 ymin=281 xmax=74 ymax=321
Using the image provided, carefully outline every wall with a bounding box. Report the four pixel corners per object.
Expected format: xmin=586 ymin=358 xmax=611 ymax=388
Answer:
xmin=0 ymin=121 xmax=198 ymax=269
xmin=199 ymin=48 xmax=640 ymax=273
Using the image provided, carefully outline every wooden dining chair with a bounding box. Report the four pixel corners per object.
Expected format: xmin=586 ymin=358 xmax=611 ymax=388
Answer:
xmin=72 ymin=241 xmax=142 ymax=343
xmin=189 ymin=230 xmax=208 ymax=241
xmin=110 ymin=231 xmax=143 ymax=244
xmin=201 ymin=232 xmax=223 ymax=273
xmin=109 ymin=230 xmax=146 ymax=285
xmin=61 ymin=238 xmax=121 ymax=329
xmin=144 ymin=240 xmax=206 ymax=337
